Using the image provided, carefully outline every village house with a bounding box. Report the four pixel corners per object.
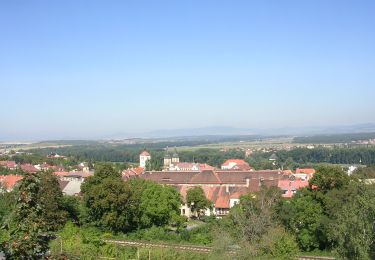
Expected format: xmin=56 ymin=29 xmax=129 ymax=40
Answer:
xmin=20 ymin=163 xmax=39 ymax=173
xmin=0 ymin=161 xmax=18 ymax=170
xmin=55 ymin=171 xmax=93 ymax=196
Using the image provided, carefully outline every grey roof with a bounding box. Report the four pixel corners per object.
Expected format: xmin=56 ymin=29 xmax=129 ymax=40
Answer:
xmin=62 ymin=180 xmax=82 ymax=196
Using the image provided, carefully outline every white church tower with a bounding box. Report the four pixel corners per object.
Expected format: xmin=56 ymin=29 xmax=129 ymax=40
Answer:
xmin=139 ymin=150 xmax=151 ymax=168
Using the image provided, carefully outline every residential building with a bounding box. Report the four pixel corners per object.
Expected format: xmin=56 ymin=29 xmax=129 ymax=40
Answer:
xmin=0 ymin=161 xmax=17 ymax=170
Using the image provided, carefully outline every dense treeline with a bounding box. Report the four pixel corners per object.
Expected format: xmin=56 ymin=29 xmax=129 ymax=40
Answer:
xmin=293 ymin=132 xmax=375 ymax=144
xmin=275 ymin=147 xmax=375 ymax=165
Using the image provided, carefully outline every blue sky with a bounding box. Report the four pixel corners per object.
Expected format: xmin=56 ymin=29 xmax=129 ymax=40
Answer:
xmin=1 ymin=0 xmax=374 ymax=140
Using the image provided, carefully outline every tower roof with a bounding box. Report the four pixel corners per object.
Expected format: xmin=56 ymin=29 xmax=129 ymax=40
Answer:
xmin=140 ymin=151 xmax=150 ymax=157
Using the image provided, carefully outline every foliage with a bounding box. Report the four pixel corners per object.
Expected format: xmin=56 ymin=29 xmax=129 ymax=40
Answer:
xmin=38 ymin=171 xmax=68 ymax=231
xmin=61 ymin=196 xmax=86 ymax=225
xmin=139 ymin=182 xmax=182 ymax=228
xmin=229 ymin=186 xmax=282 ymax=242
xmin=211 ymin=186 xmax=299 ymax=259
xmin=353 ymin=165 xmax=375 ymax=179
xmin=309 ymin=165 xmax=352 ymax=192
xmin=279 ymin=165 xmax=375 ymax=259
xmin=2 ymin=174 xmax=51 ymax=259
xmin=279 ymin=189 xmax=325 ymax=251
xmin=186 ymin=186 xmax=212 ymax=219
xmin=81 ymin=164 xmax=134 ymax=232
xmin=82 ymin=164 xmax=184 ymax=232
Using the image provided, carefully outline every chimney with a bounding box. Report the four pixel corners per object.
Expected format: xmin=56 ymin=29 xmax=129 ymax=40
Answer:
xmin=226 ymin=185 xmax=229 ymax=193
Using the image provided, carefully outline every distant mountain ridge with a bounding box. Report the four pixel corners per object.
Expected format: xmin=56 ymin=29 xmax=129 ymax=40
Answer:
xmin=107 ymin=123 xmax=375 ymax=139
xmin=2 ymin=123 xmax=375 ymax=142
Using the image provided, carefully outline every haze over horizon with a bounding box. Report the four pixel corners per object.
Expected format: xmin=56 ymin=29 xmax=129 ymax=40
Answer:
xmin=1 ymin=1 xmax=374 ymax=140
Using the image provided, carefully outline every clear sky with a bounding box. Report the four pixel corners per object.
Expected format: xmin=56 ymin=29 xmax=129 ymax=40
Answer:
xmin=1 ymin=0 xmax=374 ymax=140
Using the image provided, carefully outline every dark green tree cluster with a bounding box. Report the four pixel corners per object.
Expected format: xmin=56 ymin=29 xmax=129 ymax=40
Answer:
xmin=278 ymin=166 xmax=375 ymax=259
xmin=276 ymin=147 xmax=375 ymax=165
xmin=81 ymin=163 xmax=183 ymax=232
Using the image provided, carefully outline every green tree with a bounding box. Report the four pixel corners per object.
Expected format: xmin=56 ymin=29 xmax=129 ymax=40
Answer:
xmin=186 ymin=186 xmax=211 ymax=219
xmin=2 ymin=174 xmax=50 ymax=259
xmin=38 ymin=171 xmax=68 ymax=231
xmin=281 ymin=189 xmax=325 ymax=251
xmin=324 ymin=182 xmax=375 ymax=259
xmin=309 ymin=165 xmax=351 ymax=192
xmin=81 ymin=164 xmax=134 ymax=232
xmin=140 ymin=182 xmax=182 ymax=227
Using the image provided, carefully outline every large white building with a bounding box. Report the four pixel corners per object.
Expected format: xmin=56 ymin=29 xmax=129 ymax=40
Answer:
xmin=139 ymin=151 xmax=151 ymax=168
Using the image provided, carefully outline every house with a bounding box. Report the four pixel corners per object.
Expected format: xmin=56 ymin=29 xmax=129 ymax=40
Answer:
xmin=55 ymin=171 xmax=93 ymax=196
xmin=0 ymin=161 xmax=17 ymax=170
xmin=20 ymin=164 xmax=38 ymax=173
xmin=129 ymin=169 xmax=282 ymax=217
xmin=295 ymin=168 xmax=315 ymax=180
xmin=278 ymin=177 xmax=309 ymax=198
xmin=78 ymin=162 xmax=90 ymax=172
xmin=122 ymin=167 xmax=145 ymax=178
xmin=221 ymin=159 xmax=252 ymax=171
xmin=0 ymin=175 xmax=23 ymax=192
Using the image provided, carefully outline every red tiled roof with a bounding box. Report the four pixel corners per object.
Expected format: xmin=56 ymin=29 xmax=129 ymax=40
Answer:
xmin=283 ymin=170 xmax=293 ymax=175
xmin=0 ymin=175 xmax=23 ymax=190
xmin=222 ymin=159 xmax=247 ymax=166
xmin=296 ymin=168 xmax=315 ymax=174
xmin=140 ymin=151 xmax=150 ymax=156
xmin=0 ymin=161 xmax=17 ymax=169
xmin=278 ymin=178 xmax=309 ymax=198
xmin=122 ymin=167 xmax=145 ymax=178
xmin=54 ymin=171 xmax=70 ymax=177
xmin=221 ymin=159 xmax=252 ymax=170
xmin=20 ymin=164 xmax=38 ymax=173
